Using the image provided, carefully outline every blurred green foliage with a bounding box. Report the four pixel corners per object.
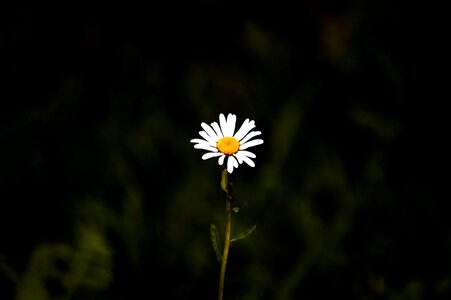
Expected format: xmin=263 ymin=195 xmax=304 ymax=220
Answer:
xmin=1 ymin=3 xmax=448 ymax=300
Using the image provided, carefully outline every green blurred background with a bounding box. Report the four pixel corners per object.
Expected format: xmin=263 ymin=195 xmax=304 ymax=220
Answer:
xmin=1 ymin=2 xmax=447 ymax=299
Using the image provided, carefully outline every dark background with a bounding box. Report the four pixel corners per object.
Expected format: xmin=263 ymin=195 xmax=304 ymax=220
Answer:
xmin=1 ymin=2 xmax=448 ymax=299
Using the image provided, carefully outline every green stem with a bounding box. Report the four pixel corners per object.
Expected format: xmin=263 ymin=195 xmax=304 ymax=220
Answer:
xmin=218 ymin=170 xmax=232 ymax=300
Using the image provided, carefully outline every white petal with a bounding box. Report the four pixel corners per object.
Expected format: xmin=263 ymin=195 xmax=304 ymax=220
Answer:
xmin=239 ymin=131 xmax=261 ymax=145
xmin=202 ymin=152 xmax=223 ymax=160
xmin=194 ymin=143 xmax=218 ymax=152
xmin=211 ymin=122 xmax=223 ymax=138
xmin=234 ymin=153 xmax=243 ymax=164
xmin=224 ymin=113 xmax=236 ymax=136
xmin=227 ymin=156 xmax=238 ymax=173
xmin=237 ymin=150 xmax=256 ymax=158
xmin=232 ymin=155 xmax=239 ymax=168
xmin=190 ymin=138 xmax=207 ymax=144
xmin=240 ymin=139 xmax=264 ymax=150
xmin=201 ymin=122 xmax=218 ymax=140
xmin=218 ymin=155 xmax=226 ymax=165
xmin=226 ymin=157 xmax=233 ymax=173
xmin=234 ymin=119 xmax=256 ymax=141
xmin=219 ymin=113 xmax=228 ymax=136
xmin=191 ymin=140 xmax=211 ymax=148
xmin=199 ymin=131 xmax=217 ymax=146
xmin=236 ymin=152 xmax=255 ymax=167
xmin=242 ymin=156 xmax=255 ymax=167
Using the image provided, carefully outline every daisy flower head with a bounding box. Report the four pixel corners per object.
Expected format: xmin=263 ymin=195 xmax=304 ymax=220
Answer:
xmin=190 ymin=113 xmax=264 ymax=173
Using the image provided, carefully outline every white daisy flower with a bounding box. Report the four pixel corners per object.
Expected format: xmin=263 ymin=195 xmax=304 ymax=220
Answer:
xmin=190 ymin=113 xmax=264 ymax=173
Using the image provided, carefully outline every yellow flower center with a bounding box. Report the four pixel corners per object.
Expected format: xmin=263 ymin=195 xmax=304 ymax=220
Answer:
xmin=217 ymin=136 xmax=240 ymax=155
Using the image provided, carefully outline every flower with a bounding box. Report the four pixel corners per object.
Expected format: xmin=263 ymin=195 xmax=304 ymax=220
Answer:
xmin=190 ymin=113 xmax=264 ymax=173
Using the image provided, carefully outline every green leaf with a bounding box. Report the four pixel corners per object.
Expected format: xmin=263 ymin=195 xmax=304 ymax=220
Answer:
xmin=210 ymin=224 xmax=223 ymax=263
xmin=231 ymin=202 xmax=248 ymax=213
xmin=231 ymin=225 xmax=257 ymax=242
